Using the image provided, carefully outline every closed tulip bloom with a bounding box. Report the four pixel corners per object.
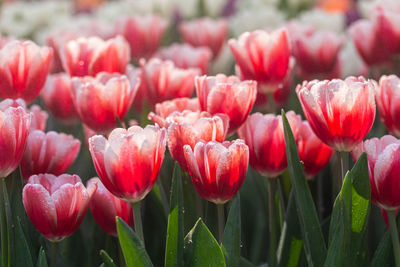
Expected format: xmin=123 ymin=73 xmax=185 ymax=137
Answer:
xmin=297 ymin=121 xmax=334 ymax=178
xmin=0 ymin=40 xmax=53 ymax=103
xmin=349 ymin=19 xmax=391 ymax=66
xmin=71 ymin=72 xmax=139 ymax=132
xmin=195 ymin=74 xmax=257 ymax=134
xmin=140 ymin=58 xmax=199 ymax=107
xmin=87 ymin=177 xmax=133 ymax=236
xmin=228 ymin=29 xmax=290 ymax=93
xmin=179 ymin=18 xmax=228 ymax=58
xmin=89 ymin=125 xmax=166 ymax=202
xmin=115 ymin=15 xmax=168 ymax=61
xmin=375 ymin=5 xmax=400 ymax=55
xmin=352 ymin=135 xmax=400 ymax=209
xmin=20 ymin=130 xmax=81 ymax=179
xmin=61 ymin=35 xmax=130 ymax=77
xmin=167 ymin=111 xmax=229 ymax=171
xmin=126 ymin=64 xmax=145 ymax=113
xmin=148 ymin=97 xmax=200 ymax=128
xmin=238 ymin=111 xmax=301 ymax=178
xmin=296 ymin=76 xmax=376 ymax=152
xmin=41 ymin=73 xmax=79 ymax=123
xmin=22 ymin=174 xmax=97 ymax=241
xmin=377 ymin=75 xmax=400 ymax=136
xmin=154 ymin=43 xmax=212 ymax=75
xmin=183 ymin=140 xmax=249 ymax=204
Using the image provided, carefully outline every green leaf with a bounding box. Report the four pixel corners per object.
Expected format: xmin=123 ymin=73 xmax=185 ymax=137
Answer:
xmin=222 ymin=195 xmax=241 ymax=267
xmin=165 ymin=163 xmax=184 ymax=267
xmin=12 ymin=216 xmax=33 ymax=267
xmin=36 ymin=247 xmax=48 ymax=267
xmin=324 ymin=153 xmax=370 ymax=266
xmin=371 ymin=230 xmax=392 ymax=267
xmin=239 ymin=257 xmax=256 ymax=267
xmin=100 ymin=250 xmax=117 ymax=267
xmin=281 ymin=110 xmax=327 ymax=267
xmin=184 ymin=218 xmax=225 ymax=267
xmin=277 ymin=192 xmax=303 ymax=267
xmin=116 ymin=217 xmax=153 ymax=267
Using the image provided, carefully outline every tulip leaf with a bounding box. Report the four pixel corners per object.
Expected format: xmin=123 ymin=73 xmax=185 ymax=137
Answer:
xmin=324 ymin=152 xmax=370 ymax=266
xmin=36 ymin=247 xmax=48 ymax=267
xmin=277 ymin=192 xmax=303 ymax=267
xmin=239 ymin=257 xmax=256 ymax=267
xmin=184 ymin=218 xmax=226 ymax=267
xmin=221 ymin=194 xmax=241 ymax=267
xmin=116 ymin=217 xmax=154 ymax=267
xmin=12 ymin=216 xmax=33 ymax=267
xmin=100 ymin=250 xmax=117 ymax=267
xmin=281 ymin=110 xmax=327 ymax=267
xmin=165 ymin=163 xmax=184 ymax=267
xmin=371 ymin=230 xmax=392 ymax=267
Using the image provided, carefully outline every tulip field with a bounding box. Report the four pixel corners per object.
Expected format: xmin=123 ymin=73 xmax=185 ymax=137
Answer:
xmin=0 ymin=0 xmax=400 ymax=266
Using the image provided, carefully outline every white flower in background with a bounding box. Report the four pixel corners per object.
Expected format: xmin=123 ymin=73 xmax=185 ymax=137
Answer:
xmin=237 ymin=0 xmax=279 ymax=10
xmin=229 ymin=6 xmax=285 ymax=37
xmin=358 ymin=0 xmax=398 ymax=18
xmin=339 ymin=39 xmax=367 ymax=78
xmin=210 ymin=44 xmax=234 ymax=75
xmin=95 ymin=0 xmax=155 ymax=22
xmin=297 ymin=8 xmax=345 ymax=32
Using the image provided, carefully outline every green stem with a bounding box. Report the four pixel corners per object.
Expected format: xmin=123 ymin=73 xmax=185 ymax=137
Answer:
xmin=388 ymin=210 xmax=400 ymax=267
xmin=217 ymin=204 xmax=225 ymax=243
xmin=196 ymin=194 xmax=203 ymax=219
xmin=337 ymin=151 xmax=348 ymax=184
xmin=51 ymin=241 xmax=59 ymax=267
xmin=267 ymin=178 xmax=278 ymax=267
xmin=156 ymin=179 xmax=169 ymax=217
xmin=2 ymin=179 xmax=12 ymax=267
xmin=132 ymin=201 xmax=144 ymax=246
xmin=0 ymin=178 xmax=7 ymax=267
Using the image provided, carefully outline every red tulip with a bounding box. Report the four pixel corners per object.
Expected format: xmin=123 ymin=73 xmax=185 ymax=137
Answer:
xmin=115 ymin=15 xmax=168 ymax=61
xmin=228 ymin=29 xmax=290 ymax=93
xmin=22 ymin=174 xmax=97 ymax=241
xmin=148 ymin=97 xmax=200 ymax=127
xmin=61 ymin=35 xmax=130 ymax=77
xmin=376 ymin=75 xmax=400 ymax=137
xmin=352 ymin=135 xmax=400 ymax=209
xmin=71 ymin=72 xmax=139 ymax=132
xmin=179 ymin=17 xmax=228 ymax=58
xmin=183 ymin=140 xmax=249 ymax=204
xmin=297 ymin=121 xmax=334 ymax=178
xmin=87 ymin=177 xmax=133 ymax=236
xmin=89 ymin=125 xmax=167 ymax=202
xmin=29 ymin=105 xmax=48 ymax=132
xmin=296 ymin=76 xmax=376 ymax=152
xmin=237 ymin=111 xmax=301 ymax=178
xmin=349 ymin=19 xmax=391 ymax=66
xmin=195 ymin=74 xmax=257 ymax=134
xmin=375 ymin=5 xmax=400 ymax=55
xmin=167 ymin=111 xmax=229 ymax=171
xmin=154 ymin=43 xmax=212 ymax=75
xmin=20 ymin=130 xmax=81 ymax=179
xmin=139 ymin=58 xmax=199 ymax=107
xmin=0 ymin=40 xmax=53 ymax=103
xmin=125 ymin=64 xmax=145 ymax=113
xmin=41 ymin=73 xmax=79 ymax=123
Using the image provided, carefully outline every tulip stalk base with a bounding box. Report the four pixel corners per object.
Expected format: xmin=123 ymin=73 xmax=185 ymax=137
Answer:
xmin=267 ymin=178 xmax=278 ymax=267
xmin=132 ymin=201 xmax=144 ymax=246
xmin=388 ymin=210 xmax=400 ymax=267
xmin=217 ymin=204 xmax=224 ymax=243
xmin=337 ymin=151 xmax=348 ymax=184
xmin=0 ymin=178 xmax=8 ymax=267
xmin=51 ymin=241 xmax=59 ymax=267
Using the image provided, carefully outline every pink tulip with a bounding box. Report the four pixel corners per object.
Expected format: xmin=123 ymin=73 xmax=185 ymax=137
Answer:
xmin=376 ymin=75 xmax=400 ymax=136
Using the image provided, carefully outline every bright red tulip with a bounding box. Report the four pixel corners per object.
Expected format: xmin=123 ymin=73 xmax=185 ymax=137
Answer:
xmin=41 ymin=73 xmax=79 ymax=123
xmin=125 ymin=64 xmax=145 ymax=113
xmin=237 ymin=111 xmax=301 ymax=178
xmin=167 ymin=111 xmax=229 ymax=171
xmin=61 ymin=35 xmax=130 ymax=77
xmin=89 ymin=125 xmax=167 ymax=202
xmin=22 ymin=174 xmax=97 ymax=241
xmin=183 ymin=140 xmax=249 ymax=204
xmin=179 ymin=18 xmax=228 ymax=59
xmin=352 ymin=135 xmax=400 ymax=209
xmin=375 ymin=5 xmax=400 ymax=55
xmin=115 ymin=15 xmax=168 ymax=61
xmin=349 ymin=19 xmax=391 ymax=66
xmin=87 ymin=177 xmax=133 ymax=236
xmin=376 ymin=75 xmax=400 ymax=136
xmin=0 ymin=40 xmax=53 ymax=103
xmin=20 ymin=130 xmax=81 ymax=179
xmin=297 ymin=121 xmax=334 ymax=178
xmin=154 ymin=43 xmax=212 ymax=75
xmin=71 ymin=72 xmax=139 ymax=132
xmin=296 ymin=76 xmax=376 ymax=152
xmin=228 ymin=29 xmax=290 ymax=93
xmin=195 ymin=74 xmax=257 ymax=134
xmin=139 ymin=58 xmax=199 ymax=107
xmin=148 ymin=97 xmax=200 ymax=127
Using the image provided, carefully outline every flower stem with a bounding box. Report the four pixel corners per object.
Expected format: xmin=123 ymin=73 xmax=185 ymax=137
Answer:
xmin=217 ymin=204 xmax=225 ymax=243
xmin=337 ymin=151 xmax=348 ymax=184
xmin=132 ymin=201 xmax=144 ymax=246
xmin=2 ymin=178 xmax=12 ymax=267
xmin=388 ymin=210 xmax=400 ymax=267
xmin=267 ymin=178 xmax=278 ymax=267
xmin=0 ymin=178 xmax=8 ymax=267
xmin=51 ymin=241 xmax=59 ymax=267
